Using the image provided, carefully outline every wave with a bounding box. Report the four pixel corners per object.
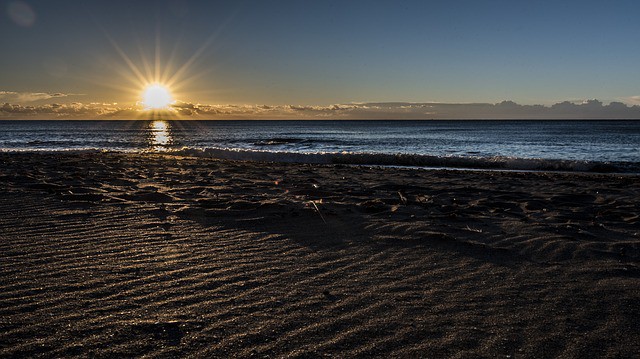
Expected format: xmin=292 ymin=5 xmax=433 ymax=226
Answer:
xmin=171 ymin=147 xmax=638 ymax=173
xmin=253 ymin=138 xmax=308 ymax=146
xmin=2 ymin=146 xmax=636 ymax=173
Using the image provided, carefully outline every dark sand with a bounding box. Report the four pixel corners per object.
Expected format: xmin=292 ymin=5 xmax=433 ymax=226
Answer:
xmin=1 ymin=152 xmax=639 ymax=358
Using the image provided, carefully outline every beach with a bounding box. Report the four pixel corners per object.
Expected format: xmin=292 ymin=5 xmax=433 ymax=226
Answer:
xmin=1 ymin=152 xmax=639 ymax=357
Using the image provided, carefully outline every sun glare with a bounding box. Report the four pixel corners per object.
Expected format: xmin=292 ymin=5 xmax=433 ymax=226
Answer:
xmin=142 ymin=84 xmax=173 ymax=110
xmin=102 ymin=27 xmax=214 ymax=118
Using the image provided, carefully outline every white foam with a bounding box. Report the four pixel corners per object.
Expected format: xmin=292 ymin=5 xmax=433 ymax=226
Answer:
xmin=171 ymin=147 xmax=629 ymax=173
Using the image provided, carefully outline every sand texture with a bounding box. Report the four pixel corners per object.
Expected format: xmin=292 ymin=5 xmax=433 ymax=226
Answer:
xmin=1 ymin=152 xmax=639 ymax=358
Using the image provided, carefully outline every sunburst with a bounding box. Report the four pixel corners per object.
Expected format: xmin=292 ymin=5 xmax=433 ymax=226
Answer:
xmin=90 ymin=23 xmax=224 ymax=119
xmin=142 ymin=84 xmax=173 ymax=110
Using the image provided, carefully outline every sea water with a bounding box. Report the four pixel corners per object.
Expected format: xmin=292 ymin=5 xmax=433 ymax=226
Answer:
xmin=1 ymin=120 xmax=639 ymax=172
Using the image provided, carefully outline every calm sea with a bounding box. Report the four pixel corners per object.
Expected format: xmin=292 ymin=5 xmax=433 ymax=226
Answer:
xmin=1 ymin=120 xmax=639 ymax=172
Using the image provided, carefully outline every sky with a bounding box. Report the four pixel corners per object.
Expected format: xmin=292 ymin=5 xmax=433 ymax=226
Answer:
xmin=1 ymin=0 xmax=640 ymax=119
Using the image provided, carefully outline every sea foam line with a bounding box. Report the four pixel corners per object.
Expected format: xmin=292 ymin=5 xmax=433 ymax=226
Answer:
xmin=172 ymin=147 xmax=631 ymax=173
xmin=0 ymin=146 xmax=633 ymax=173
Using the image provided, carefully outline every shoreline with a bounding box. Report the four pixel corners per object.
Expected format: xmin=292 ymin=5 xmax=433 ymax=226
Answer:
xmin=1 ymin=152 xmax=639 ymax=357
xmin=1 ymin=149 xmax=637 ymax=174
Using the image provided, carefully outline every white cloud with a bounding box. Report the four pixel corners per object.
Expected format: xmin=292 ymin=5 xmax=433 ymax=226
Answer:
xmin=623 ymin=96 xmax=640 ymax=105
xmin=1 ymin=99 xmax=640 ymax=119
xmin=0 ymin=91 xmax=80 ymax=103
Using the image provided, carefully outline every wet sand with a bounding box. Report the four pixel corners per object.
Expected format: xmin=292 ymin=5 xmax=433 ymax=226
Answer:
xmin=1 ymin=152 xmax=639 ymax=358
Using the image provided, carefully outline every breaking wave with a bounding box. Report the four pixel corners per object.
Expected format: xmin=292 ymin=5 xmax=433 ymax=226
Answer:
xmin=171 ymin=147 xmax=638 ymax=173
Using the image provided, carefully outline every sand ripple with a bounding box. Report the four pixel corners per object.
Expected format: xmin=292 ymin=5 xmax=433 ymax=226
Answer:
xmin=1 ymin=153 xmax=639 ymax=357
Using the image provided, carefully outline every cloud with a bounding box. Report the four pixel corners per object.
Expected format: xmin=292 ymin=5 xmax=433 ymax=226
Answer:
xmin=2 ymin=99 xmax=640 ymax=120
xmin=0 ymin=102 xmax=135 ymax=118
xmin=0 ymin=91 xmax=80 ymax=103
xmin=184 ymin=100 xmax=639 ymax=119
xmin=624 ymin=96 xmax=640 ymax=105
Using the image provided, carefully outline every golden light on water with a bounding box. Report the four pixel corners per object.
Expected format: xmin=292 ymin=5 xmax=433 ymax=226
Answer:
xmin=149 ymin=120 xmax=171 ymax=149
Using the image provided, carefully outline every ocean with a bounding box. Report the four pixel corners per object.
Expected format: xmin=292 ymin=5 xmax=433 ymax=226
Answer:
xmin=1 ymin=120 xmax=640 ymax=173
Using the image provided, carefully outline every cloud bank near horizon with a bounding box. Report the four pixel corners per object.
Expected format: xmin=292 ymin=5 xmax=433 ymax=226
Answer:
xmin=2 ymin=99 xmax=640 ymax=120
xmin=0 ymin=91 xmax=82 ymax=103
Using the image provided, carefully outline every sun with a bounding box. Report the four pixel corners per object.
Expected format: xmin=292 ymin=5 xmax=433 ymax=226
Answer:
xmin=142 ymin=84 xmax=173 ymax=110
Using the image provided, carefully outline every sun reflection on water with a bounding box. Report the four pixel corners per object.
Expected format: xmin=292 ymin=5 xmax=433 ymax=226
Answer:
xmin=149 ymin=120 xmax=172 ymax=150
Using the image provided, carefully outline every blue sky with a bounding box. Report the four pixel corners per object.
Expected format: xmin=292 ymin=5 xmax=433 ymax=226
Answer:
xmin=1 ymin=0 xmax=640 ymax=118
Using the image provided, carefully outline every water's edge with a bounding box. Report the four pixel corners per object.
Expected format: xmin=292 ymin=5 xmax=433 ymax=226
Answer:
xmin=2 ymin=148 xmax=636 ymax=174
